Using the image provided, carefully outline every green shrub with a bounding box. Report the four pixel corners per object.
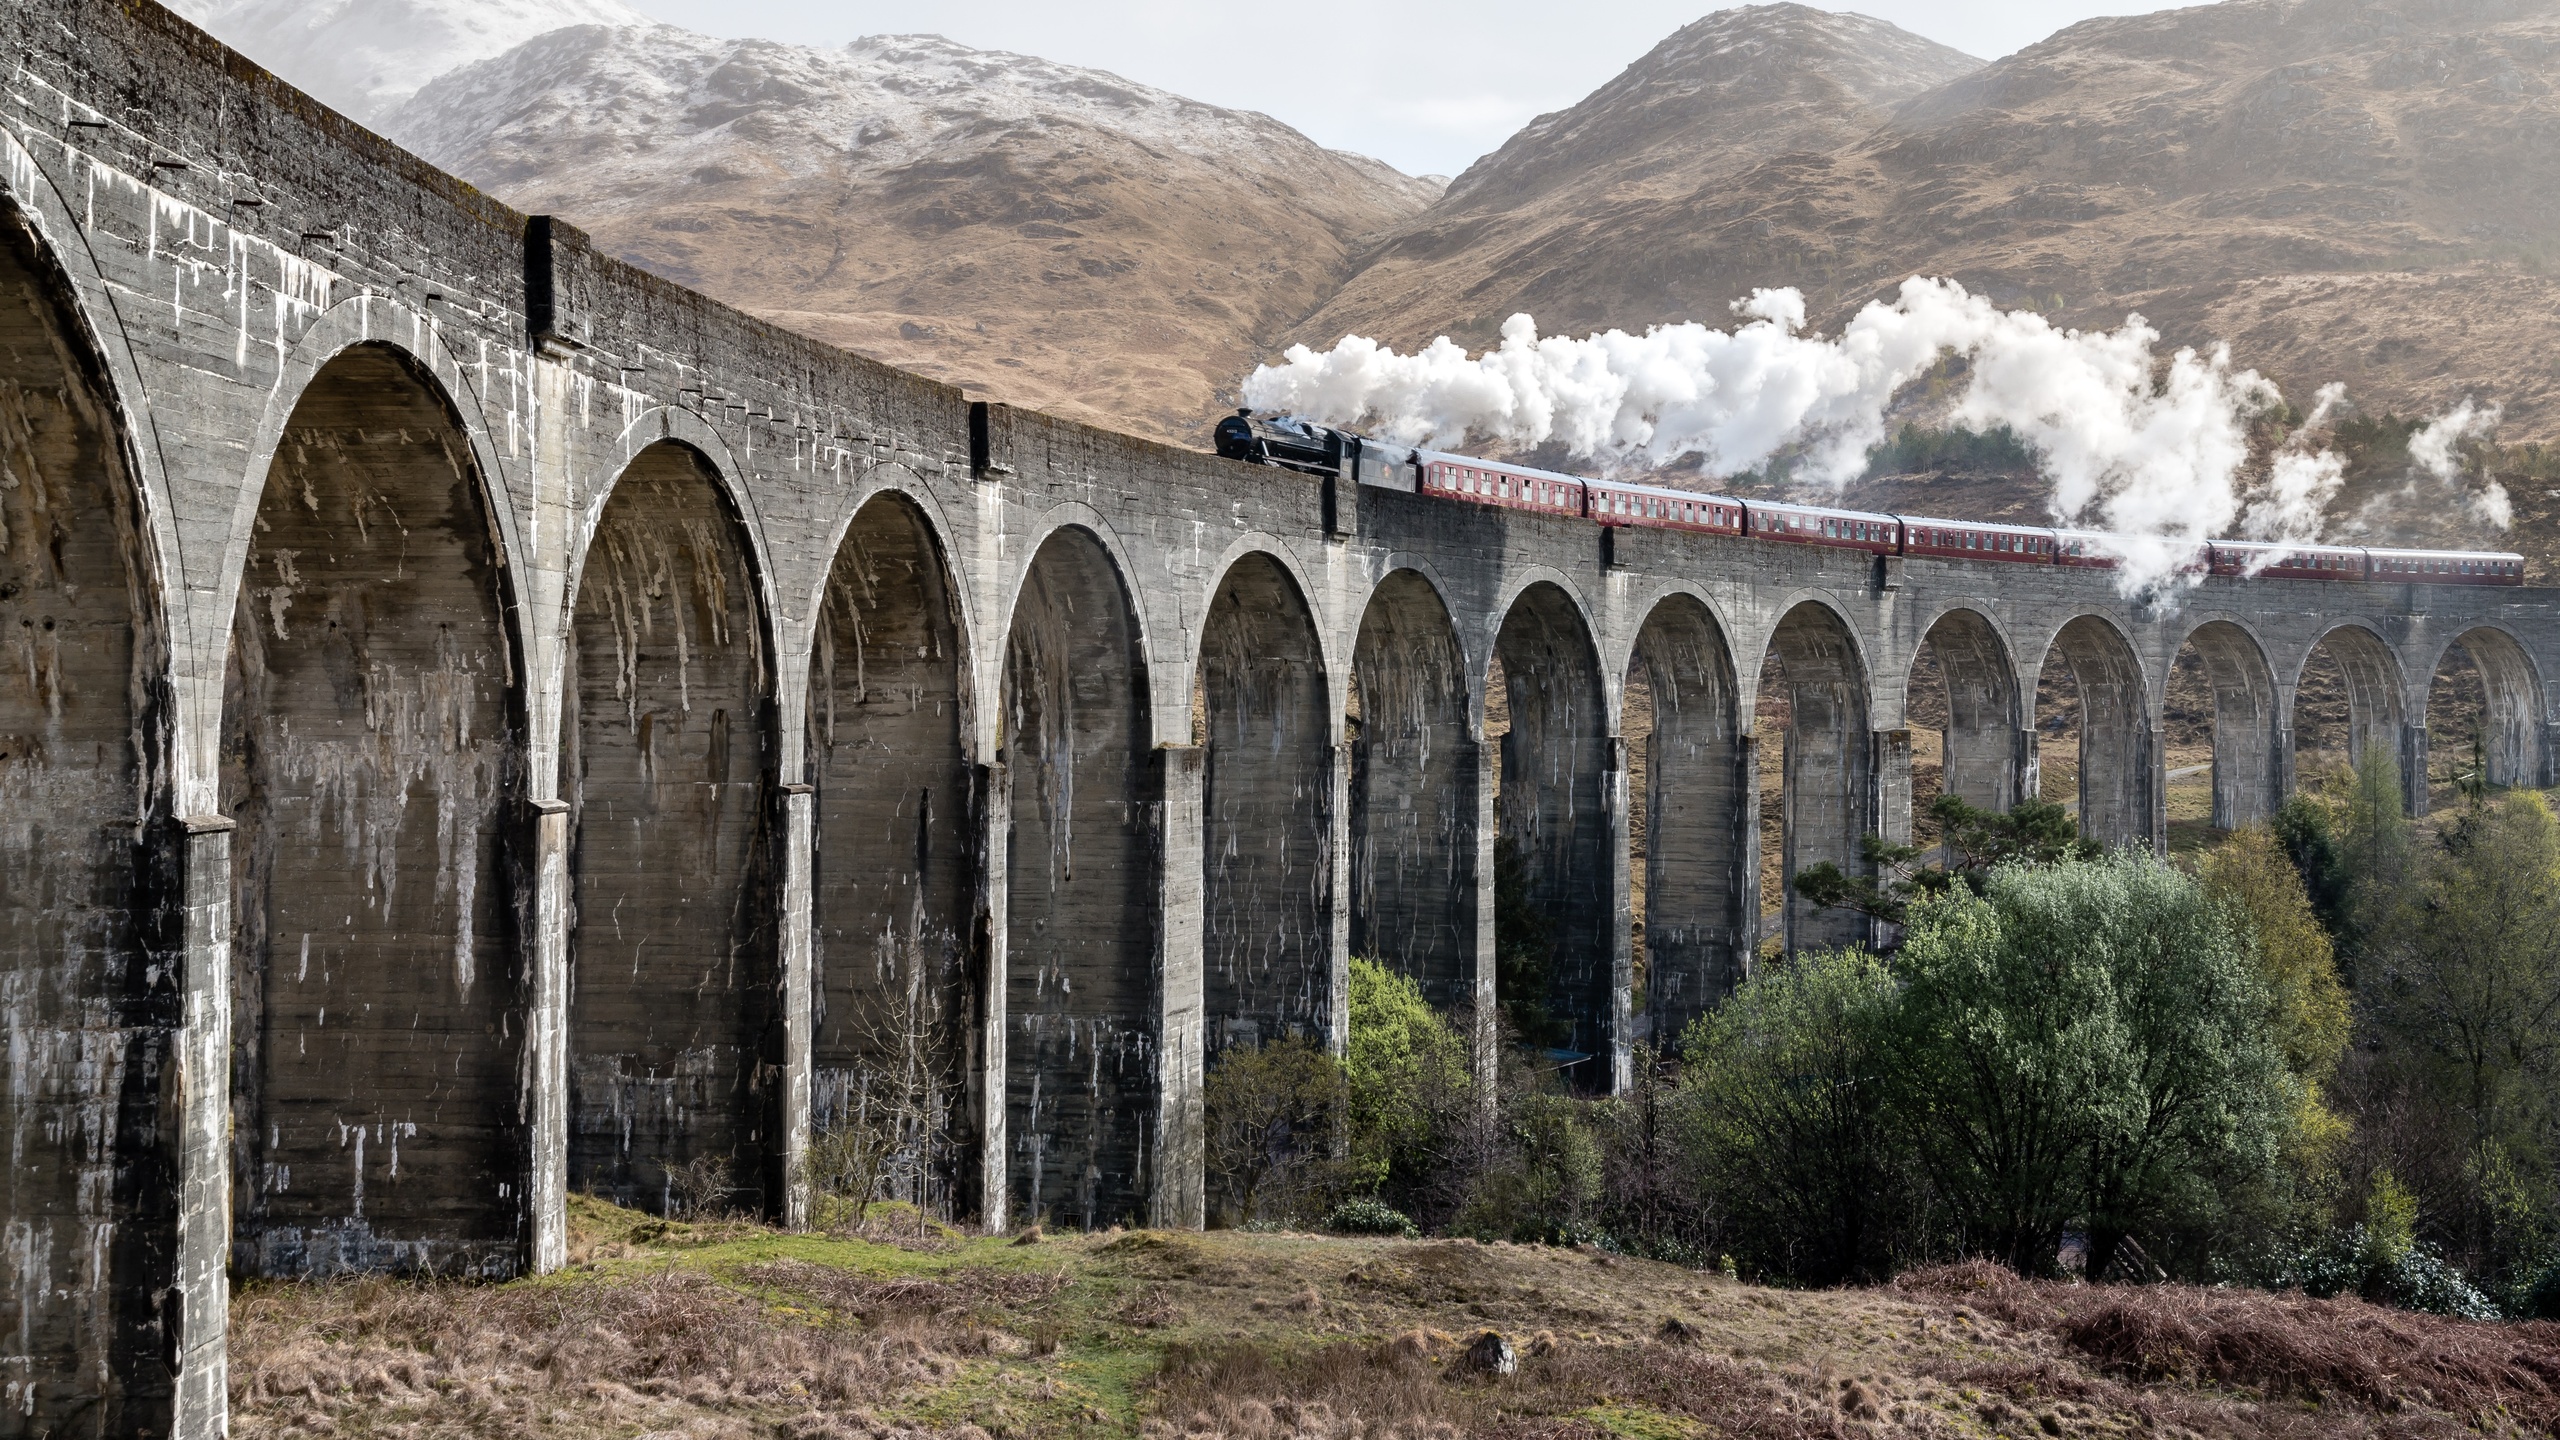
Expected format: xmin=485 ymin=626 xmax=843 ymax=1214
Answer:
xmin=1895 ymin=853 xmax=2290 ymax=1278
xmin=1204 ymin=1037 xmax=1348 ymax=1227
xmin=1676 ymin=948 xmax=1907 ymax=1284
xmin=1322 ymin=1196 xmax=1419 ymax=1238
xmin=1345 ymin=957 xmax=1474 ymax=1207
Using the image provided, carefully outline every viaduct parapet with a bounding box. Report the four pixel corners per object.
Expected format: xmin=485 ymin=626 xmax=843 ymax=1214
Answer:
xmin=5 ymin=4 xmax=2558 ymax=1433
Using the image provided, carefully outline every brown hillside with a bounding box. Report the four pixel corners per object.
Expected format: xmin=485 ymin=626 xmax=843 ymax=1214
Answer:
xmin=1299 ymin=0 xmax=2560 ymax=449
xmin=387 ymin=27 xmax=1439 ymax=446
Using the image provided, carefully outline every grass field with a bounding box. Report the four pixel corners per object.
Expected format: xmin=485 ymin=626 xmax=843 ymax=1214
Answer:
xmin=227 ymin=1198 xmax=2560 ymax=1439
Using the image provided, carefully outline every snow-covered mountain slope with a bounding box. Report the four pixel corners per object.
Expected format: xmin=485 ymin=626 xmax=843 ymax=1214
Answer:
xmin=165 ymin=0 xmax=646 ymax=123
xmin=383 ymin=25 xmax=1438 ymax=441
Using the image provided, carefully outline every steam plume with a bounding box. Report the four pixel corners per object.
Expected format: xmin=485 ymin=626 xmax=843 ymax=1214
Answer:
xmin=1243 ymin=278 xmax=2501 ymax=595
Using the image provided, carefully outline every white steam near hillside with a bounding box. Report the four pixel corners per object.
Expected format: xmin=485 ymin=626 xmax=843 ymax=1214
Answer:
xmin=1244 ymin=279 xmax=2508 ymax=595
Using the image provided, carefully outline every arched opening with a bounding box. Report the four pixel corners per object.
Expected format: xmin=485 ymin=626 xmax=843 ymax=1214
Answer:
xmin=809 ymin=491 xmax=972 ymax=1219
xmin=565 ymin=442 xmax=775 ymax=1219
xmin=2292 ymin=625 xmax=2404 ymax=786
xmin=0 ymin=199 xmax=170 ymax=1416
xmin=2164 ymin=621 xmax=2280 ymax=853
xmin=2033 ymin=616 xmax=2151 ymax=850
xmin=1909 ymin=610 xmax=2022 ymax=851
xmin=1626 ymin=595 xmax=1743 ymax=1045
xmin=1489 ymin=583 xmax=1613 ymax=1084
xmin=1003 ymin=527 xmax=1153 ymax=1229
xmin=1759 ymin=603 xmax=1871 ymax=953
xmin=2423 ymin=627 xmax=2542 ymax=810
xmin=223 ymin=344 xmax=522 ymax=1276
xmin=1347 ymin=571 xmax=1477 ymax=1018
xmin=1198 ymin=553 xmax=1331 ymax=1056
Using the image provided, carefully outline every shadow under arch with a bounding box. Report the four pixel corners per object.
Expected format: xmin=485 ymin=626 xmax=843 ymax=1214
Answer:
xmin=1347 ymin=569 xmax=1479 ymax=1019
xmin=1002 ymin=523 xmax=1155 ymax=1230
xmin=2036 ymin=614 xmax=2153 ymax=850
xmin=563 ymin=438 xmax=780 ymax=1219
xmin=221 ymin=340 xmax=528 ymax=1278
xmin=1490 ymin=580 xmax=1615 ymax=1086
xmin=807 ymin=485 xmax=976 ymax=1219
xmin=1912 ymin=608 xmax=2023 ymax=818
xmin=2178 ymin=619 xmax=2283 ymax=830
xmin=2292 ymin=623 xmax=2405 ymax=783
xmin=1626 ymin=592 xmax=1745 ymax=1045
xmin=0 ymin=181 xmax=179 ymax=1426
xmin=1761 ymin=601 xmax=1872 ymax=954
xmin=1196 ymin=550 xmax=1333 ymax=1058
xmin=2424 ymin=626 xmax=2546 ymax=807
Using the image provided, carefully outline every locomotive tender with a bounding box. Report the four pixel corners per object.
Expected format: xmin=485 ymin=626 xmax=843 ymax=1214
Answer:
xmin=1213 ymin=410 xmax=2526 ymax=586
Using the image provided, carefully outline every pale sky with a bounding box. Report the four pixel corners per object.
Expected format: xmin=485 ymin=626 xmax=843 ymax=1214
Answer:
xmin=617 ymin=1 xmax=2184 ymax=176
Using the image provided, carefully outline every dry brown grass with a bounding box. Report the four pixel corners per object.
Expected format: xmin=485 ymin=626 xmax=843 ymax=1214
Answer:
xmin=1900 ymin=1261 xmax=2560 ymax=1437
xmin=229 ymin=1266 xmax=996 ymax=1438
xmin=229 ymin=1214 xmax=2560 ymax=1439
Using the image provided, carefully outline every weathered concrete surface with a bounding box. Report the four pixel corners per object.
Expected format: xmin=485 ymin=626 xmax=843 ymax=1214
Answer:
xmin=10 ymin=3 xmax=2560 ymax=1433
xmin=222 ymin=345 xmax=524 ymax=1279
xmin=565 ymin=442 xmax=776 ymax=1217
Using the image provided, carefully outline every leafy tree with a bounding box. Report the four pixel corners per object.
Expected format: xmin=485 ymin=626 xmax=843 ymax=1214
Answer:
xmin=2333 ymin=748 xmax=2417 ymax=971
xmin=1677 ymin=948 xmax=1908 ymax=1283
xmin=1203 ymin=1038 xmax=1348 ymax=1226
xmin=1794 ymin=794 xmax=2096 ymax=927
xmin=1450 ymin=1078 xmax=1603 ymax=1244
xmin=2197 ymin=826 xmax=2356 ymax=1244
xmin=2200 ymin=827 xmax=2353 ymax=1093
xmin=2271 ymin=791 xmax=2352 ymax=940
xmin=2362 ymin=791 xmax=2560 ymax=1273
xmin=1344 ymin=957 xmax=1474 ymax=1202
xmin=1894 ymin=854 xmax=2290 ymax=1278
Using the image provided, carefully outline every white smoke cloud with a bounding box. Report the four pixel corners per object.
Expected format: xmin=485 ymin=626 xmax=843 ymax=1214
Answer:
xmin=2411 ymin=399 xmax=2510 ymax=529
xmin=1244 ymin=277 xmax=2359 ymax=596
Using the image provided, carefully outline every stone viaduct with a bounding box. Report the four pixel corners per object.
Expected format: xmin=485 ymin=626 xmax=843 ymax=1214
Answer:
xmin=6 ymin=2 xmax=2560 ymax=1433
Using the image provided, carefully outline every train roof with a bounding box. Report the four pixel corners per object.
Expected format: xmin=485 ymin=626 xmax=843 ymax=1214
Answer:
xmin=1412 ymin=447 xmax=1589 ymax=488
xmin=1897 ymin=513 xmax=2055 ymax=535
xmin=1749 ymin=496 xmax=1899 ymax=523
xmin=2364 ymin=546 xmax=2527 ymax=562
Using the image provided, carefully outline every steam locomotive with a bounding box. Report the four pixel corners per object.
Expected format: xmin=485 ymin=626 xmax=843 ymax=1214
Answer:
xmin=1212 ymin=410 xmax=2526 ymax=586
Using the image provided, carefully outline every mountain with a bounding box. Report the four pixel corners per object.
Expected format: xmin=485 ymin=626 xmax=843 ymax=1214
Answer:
xmin=1303 ymin=4 xmax=1984 ymax=347
xmin=1297 ymin=0 xmax=2560 ymax=446
xmin=380 ymin=26 xmax=1438 ymax=441
xmin=164 ymin=0 xmax=646 ymax=123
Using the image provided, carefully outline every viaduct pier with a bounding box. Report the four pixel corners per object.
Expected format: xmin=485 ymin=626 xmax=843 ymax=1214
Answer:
xmin=6 ymin=2 xmax=2560 ymax=1432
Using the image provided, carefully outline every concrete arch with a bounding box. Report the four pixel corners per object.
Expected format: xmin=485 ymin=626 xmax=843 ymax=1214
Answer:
xmin=221 ymin=302 xmax=531 ymax=711
xmin=2175 ymin=618 xmax=2283 ymax=830
xmin=1762 ymin=599 xmax=1874 ymax=954
xmin=2034 ymin=612 xmax=2154 ymax=850
xmin=997 ymin=504 xmax=1163 ymax=744
xmin=1193 ymin=530 xmax=1334 ymax=693
xmin=1197 ymin=551 xmax=1335 ymax=1063
xmin=1002 ymin=523 xmax=1156 ymax=1230
xmin=2425 ymin=625 xmax=2546 ymax=795
xmin=1490 ymin=579 xmax=1616 ymax=1085
xmin=1347 ymin=568 xmax=1480 ymax=1022
xmin=220 ymin=342 xmax=527 ymax=1279
xmin=1914 ymin=607 xmax=2025 ymax=815
xmin=807 ymin=485 xmax=976 ymax=1217
xmin=1482 ymin=563 xmax=1607 ymax=722
xmin=1626 ymin=592 xmax=1746 ymax=1044
xmin=0 ymin=171 xmax=181 ymax=1429
xmin=800 ymin=463 xmax=981 ymax=723
xmin=2293 ymin=622 xmax=2406 ymax=777
xmin=563 ymin=438 xmax=779 ymax=1220
xmin=0 ymin=132 xmax=186 ymax=787
xmin=565 ymin=409 xmax=777 ymax=670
